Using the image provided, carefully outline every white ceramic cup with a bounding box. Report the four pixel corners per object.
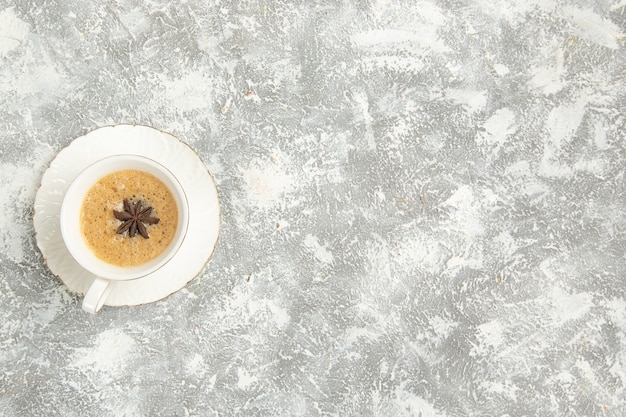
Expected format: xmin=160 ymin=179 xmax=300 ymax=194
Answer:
xmin=60 ymin=154 xmax=189 ymax=314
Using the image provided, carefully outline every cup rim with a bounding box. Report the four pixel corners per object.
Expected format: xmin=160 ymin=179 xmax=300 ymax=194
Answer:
xmin=60 ymin=154 xmax=189 ymax=281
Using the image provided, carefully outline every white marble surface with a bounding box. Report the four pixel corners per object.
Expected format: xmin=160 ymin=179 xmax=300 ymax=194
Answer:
xmin=1 ymin=0 xmax=625 ymax=416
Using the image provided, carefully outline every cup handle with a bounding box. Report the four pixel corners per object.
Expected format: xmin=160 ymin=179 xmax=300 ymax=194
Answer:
xmin=82 ymin=278 xmax=112 ymax=314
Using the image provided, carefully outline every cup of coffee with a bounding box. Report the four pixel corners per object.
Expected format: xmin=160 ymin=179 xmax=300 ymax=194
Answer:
xmin=60 ymin=154 xmax=189 ymax=313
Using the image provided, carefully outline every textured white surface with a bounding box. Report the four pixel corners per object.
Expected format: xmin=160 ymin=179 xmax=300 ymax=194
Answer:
xmin=1 ymin=0 xmax=625 ymax=416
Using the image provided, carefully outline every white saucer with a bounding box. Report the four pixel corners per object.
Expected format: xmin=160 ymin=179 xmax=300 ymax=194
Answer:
xmin=34 ymin=125 xmax=220 ymax=307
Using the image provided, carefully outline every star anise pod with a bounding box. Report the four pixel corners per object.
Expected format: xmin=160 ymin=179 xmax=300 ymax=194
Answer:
xmin=113 ymin=198 xmax=160 ymax=239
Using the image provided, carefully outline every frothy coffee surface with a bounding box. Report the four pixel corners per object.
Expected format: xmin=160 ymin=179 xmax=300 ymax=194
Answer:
xmin=80 ymin=169 xmax=178 ymax=267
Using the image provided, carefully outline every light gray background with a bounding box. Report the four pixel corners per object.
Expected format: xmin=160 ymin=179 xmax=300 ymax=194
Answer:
xmin=1 ymin=0 xmax=625 ymax=416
